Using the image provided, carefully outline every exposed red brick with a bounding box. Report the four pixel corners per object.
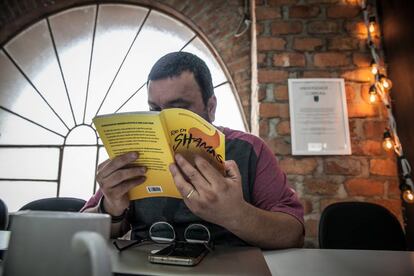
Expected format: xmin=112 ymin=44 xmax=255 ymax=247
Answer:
xmin=327 ymin=5 xmax=360 ymax=18
xmin=363 ymin=121 xmax=388 ymax=139
xmin=276 ymin=120 xmax=290 ymax=135
xmin=308 ymin=20 xmax=340 ymax=34
xmin=341 ymin=68 xmax=373 ymax=82
xmin=258 ymin=53 xmax=267 ymax=66
xmin=258 ymin=69 xmax=289 ymax=83
xmin=351 ymin=140 xmax=383 ymax=156
xmin=271 ymin=21 xmax=303 ymax=35
xmin=325 ymin=157 xmax=362 ymax=175
xmin=328 ymin=37 xmax=359 ymax=50
xmin=370 ymin=158 xmax=398 ymax=177
xmin=256 ymin=6 xmax=282 ymax=20
xmin=387 ymin=179 xmax=401 ymax=198
xmin=258 ymin=85 xmax=267 ymax=101
xmin=314 ymin=52 xmax=350 ymax=67
xmin=293 ymin=37 xmax=324 ymax=51
xmin=353 ymin=53 xmax=371 ymax=67
xmin=279 ymin=157 xmax=318 ymax=174
xmin=268 ymin=0 xmax=299 ymax=5
xmin=345 ymin=21 xmax=368 ymax=37
xmin=274 ymin=85 xmax=289 ymax=100
xmin=300 ymin=198 xmax=313 ymax=215
xmin=320 ymin=198 xmax=351 ymax=212
xmin=305 ymin=219 xmax=318 ymax=238
xmin=347 ymin=102 xmax=378 ymax=118
xmin=289 ymin=5 xmax=320 ymax=18
xmin=304 ymin=178 xmax=340 ymax=195
xmin=259 ymin=103 xmax=290 ymax=118
xmin=302 ymin=71 xmax=337 ymax=78
xmin=256 ymin=22 xmax=264 ymax=35
xmin=257 ymin=37 xmax=287 ymax=51
xmin=345 ymin=84 xmax=356 ymax=102
xmin=273 ymin=52 xmax=306 ymax=67
xmin=264 ymin=138 xmax=291 ymax=155
xmin=348 ymin=119 xmax=362 ymax=140
xmin=345 ymin=178 xmax=385 ymax=196
xmin=259 ymin=119 xmax=269 ymax=137
xmin=307 ymin=0 xmax=339 ymax=3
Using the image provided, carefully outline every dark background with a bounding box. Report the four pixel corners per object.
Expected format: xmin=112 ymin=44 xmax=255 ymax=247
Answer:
xmin=379 ymin=0 xmax=414 ymax=249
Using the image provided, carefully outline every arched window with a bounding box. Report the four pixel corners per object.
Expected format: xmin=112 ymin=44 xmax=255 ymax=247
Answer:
xmin=0 ymin=4 xmax=246 ymax=211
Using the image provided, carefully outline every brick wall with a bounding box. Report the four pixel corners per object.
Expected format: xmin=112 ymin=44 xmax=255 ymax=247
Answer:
xmin=255 ymin=0 xmax=401 ymax=247
xmin=0 ymin=0 xmax=402 ymax=247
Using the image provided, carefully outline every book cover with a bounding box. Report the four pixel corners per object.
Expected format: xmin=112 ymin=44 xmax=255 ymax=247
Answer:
xmin=93 ymin=108 xmax=225 ymax=200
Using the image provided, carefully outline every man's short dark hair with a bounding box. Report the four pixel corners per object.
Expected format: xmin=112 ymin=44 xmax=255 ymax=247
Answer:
xmin=147 ymin=52 xmax=214 ymax=105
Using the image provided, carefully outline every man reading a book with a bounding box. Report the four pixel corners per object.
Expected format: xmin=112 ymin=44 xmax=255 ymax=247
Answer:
xmin=82 ymin=52 xmax=304 ymax=249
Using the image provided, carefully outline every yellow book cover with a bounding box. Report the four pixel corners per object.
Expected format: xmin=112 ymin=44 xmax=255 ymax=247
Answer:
xmin=93 ymin=108 xmax=225 ymax=200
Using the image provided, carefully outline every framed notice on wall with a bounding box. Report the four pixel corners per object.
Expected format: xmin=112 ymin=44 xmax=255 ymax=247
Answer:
xmin=288 ymin=78 xmax=351 ymax=155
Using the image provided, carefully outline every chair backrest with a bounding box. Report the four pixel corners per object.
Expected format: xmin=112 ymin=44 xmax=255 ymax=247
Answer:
xmin=319 ymin=201 xmax=406 ymax=250
xmin=19 ymin=197 xmax=86 ymax=212
xmin=0 ymin=198 xmax=8 ymax=230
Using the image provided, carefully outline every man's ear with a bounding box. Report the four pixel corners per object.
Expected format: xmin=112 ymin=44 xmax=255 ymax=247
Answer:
xmin=207 ymin=95 xmax=217 ymax=122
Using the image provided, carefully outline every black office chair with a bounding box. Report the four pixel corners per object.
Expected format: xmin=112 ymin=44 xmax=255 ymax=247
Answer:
xmin=0 ymin=198 xmax=8 ymax=230
xmin=19 ymin=197 xmax=86 ymax=212
xmin=319 ymin=201 xmax=406 ymax=251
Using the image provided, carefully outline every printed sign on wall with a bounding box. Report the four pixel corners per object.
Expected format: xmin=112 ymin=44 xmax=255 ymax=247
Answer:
xmin=288 ymin=78 xmax=351 ymax=155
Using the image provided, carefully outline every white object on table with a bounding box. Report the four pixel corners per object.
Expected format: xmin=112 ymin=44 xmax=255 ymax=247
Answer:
xmin=264 ymin=248 xmax=414 ymax=276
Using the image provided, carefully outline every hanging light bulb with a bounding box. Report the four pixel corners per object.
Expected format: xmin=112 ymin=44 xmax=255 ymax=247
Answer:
xmin=368 ymin=16 xmax=376 ymax=33
xmin=382 ymin=129 xmax=394 ymax=151
xmin=370 ymin=60 xmax=379 ymax=75
xmin=402 ymin=189 xmax=414 ymax=204
xmin=379 ymin=74 xmax=393 ymax=90
xmin=368 ymin=85 xmax=377 ymax=103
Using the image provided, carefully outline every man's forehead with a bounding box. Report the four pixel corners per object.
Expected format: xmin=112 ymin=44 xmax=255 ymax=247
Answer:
xmin=148 ymin=72 xmax=202 ymax=101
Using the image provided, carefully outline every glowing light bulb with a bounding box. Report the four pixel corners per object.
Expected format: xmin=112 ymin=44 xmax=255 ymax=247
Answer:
xmin=368 ymin=16 xmax=376 ymax=33
xmin=382 ymin=130 xmax=394 ymax=151
xmin=379 ymin=75 xmax=393 ymax=90
xmin=403 ymin=189 xmax=414 ymax=204
xmin=368 ymin=85 xmax=377 ymax=104
xmin=371 ymin=62 xmax=379 ymax=75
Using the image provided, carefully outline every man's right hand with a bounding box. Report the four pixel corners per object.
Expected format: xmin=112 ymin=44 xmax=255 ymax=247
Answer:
xmin=96 ymin=152 xmax=146 ymax=216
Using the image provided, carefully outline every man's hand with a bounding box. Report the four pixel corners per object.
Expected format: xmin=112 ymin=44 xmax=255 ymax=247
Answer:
xmin=169 ymin=153 xmax=304 ymax=249
xmin=96 ymin=152 xmax=146 ymax=216
xmin=169 ymin=153 xmax=247 ymax=228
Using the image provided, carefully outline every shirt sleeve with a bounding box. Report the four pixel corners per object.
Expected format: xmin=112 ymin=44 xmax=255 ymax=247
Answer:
xmin=79 ymin=189 xmax=103 ymax=212
xmin=251 ymin=139 xmax=304 ymax=226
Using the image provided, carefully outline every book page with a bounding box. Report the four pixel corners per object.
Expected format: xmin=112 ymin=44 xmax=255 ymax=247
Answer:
xmin=161 ymin=108 xmax=226 ymax=174
xmin=93 ymin=112 xmax=181 ymax=200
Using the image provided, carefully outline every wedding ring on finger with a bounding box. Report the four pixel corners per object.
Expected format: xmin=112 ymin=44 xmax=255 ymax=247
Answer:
xmin=186 ymin=188 xmax=195 ymax=199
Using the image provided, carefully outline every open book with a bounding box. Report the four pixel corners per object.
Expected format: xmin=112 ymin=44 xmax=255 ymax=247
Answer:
xmin=93 ymin=108 xmax=225 ymax=200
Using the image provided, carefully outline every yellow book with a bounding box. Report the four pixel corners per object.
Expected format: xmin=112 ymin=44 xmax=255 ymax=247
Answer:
xmin=93 ymin=108 xmax=225 ymax=200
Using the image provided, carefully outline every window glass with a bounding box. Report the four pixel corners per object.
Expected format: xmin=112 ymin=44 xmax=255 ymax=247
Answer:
xmin=0 ymin=181 xmax=57 ymax=211
xmin=5 ymin=21 xmax=75 ymax=129
xmin=0 ymin=4 xmax=246 ymax=211
xmin=0 ymin=148 xmax=59 ymax=180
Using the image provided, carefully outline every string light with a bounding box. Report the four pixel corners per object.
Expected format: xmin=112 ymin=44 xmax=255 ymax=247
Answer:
xmin=382 ymin=129 xmax=394 ymax=151
xmin=379 ymin=74 xmax=392 ymax=90
xmin=403 ymin=189 xmax=414 ymax=204
xmin=370 ymin=60 xmax=379 ymax=75
xmin=368 ymin=85 xmax=377 ymax=103
xmin=368 ymin=16 xmax=376 ymax=33
xmin=361 ymin=0 xmax=414 ymax=206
